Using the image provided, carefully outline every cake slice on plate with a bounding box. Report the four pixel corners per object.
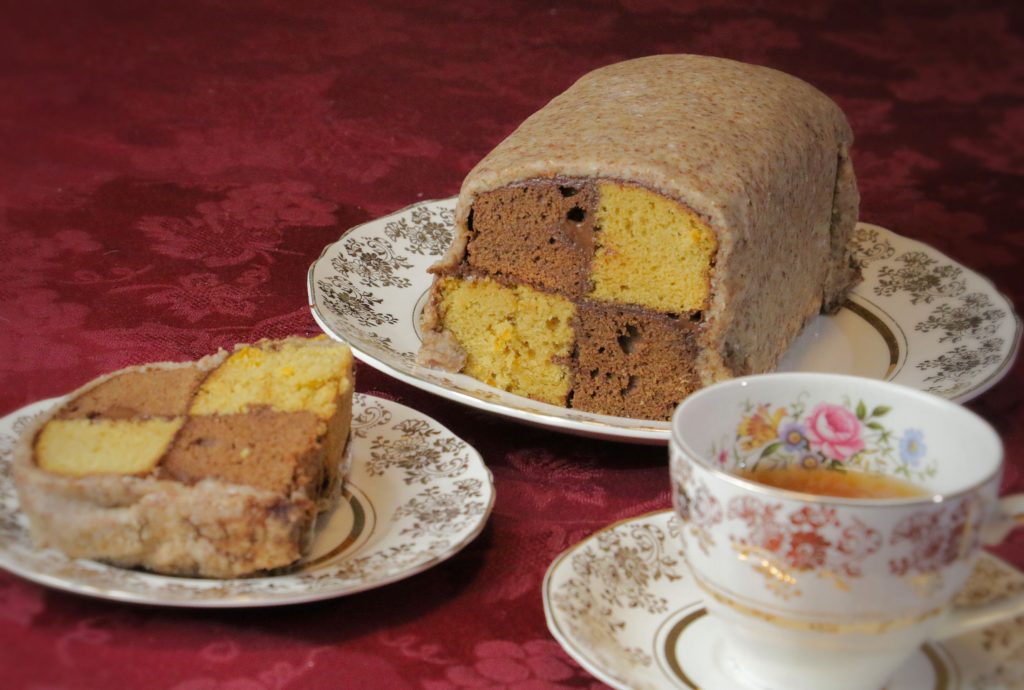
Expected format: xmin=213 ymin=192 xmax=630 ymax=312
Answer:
xmin=14 ymin=337 xmax=354 ymax=578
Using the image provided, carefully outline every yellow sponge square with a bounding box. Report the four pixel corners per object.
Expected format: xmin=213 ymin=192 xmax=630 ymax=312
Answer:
xmin=36 ymin=418 xmax=184 ymax=476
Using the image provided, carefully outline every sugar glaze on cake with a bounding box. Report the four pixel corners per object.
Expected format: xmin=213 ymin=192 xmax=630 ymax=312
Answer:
xmin=419 ymin=55 xmax=860 ymax=420
xmin=13 ymin=337 xmax=354 ymax=578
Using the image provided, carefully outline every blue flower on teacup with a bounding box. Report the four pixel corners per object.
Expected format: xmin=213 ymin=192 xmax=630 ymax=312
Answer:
xmin=778 ymin=422 xmax=808 ymax=452
xmin=899 ymin=429 xmax=927 ymax=467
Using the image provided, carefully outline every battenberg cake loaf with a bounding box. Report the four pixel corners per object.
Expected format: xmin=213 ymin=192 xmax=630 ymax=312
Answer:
xmin=418 ymin=54 xmax=860 ymax=420
xmin=13 ymin=337 xmax=354 ymax=578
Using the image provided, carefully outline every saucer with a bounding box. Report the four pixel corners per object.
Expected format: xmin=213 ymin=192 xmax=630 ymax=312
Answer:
xmin=307 ymin=197 xmax=1020 ymax=444
xmin=542 ymin=510 xmax=1024 ymax=689
xmin=0 ymin=393 xmax=495 ymax=607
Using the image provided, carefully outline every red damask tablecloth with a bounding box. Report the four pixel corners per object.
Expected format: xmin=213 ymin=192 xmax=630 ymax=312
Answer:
xmin=1 ymin=2 xmax=1021 ymax=688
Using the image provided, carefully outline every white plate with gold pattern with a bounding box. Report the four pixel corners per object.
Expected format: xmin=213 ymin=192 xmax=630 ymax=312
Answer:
xmin=0 ymin=393 xmax=494 ymax=607
xmin=543 ymin=510 xmax=1024 ymax=690
xmin=308 ymin=198 xmax=1020 ymax=444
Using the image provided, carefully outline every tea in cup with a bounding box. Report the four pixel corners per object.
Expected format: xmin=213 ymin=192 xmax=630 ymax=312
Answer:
xmin=669 ymin=373 xmax=1024 ymax=690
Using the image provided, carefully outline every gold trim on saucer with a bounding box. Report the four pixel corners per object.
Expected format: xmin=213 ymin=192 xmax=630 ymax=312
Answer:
xmin=691 ymin=569 xmax=948 ymax=634
xmin=844 ymin=298 xmax=901 ymax=378
xmin=662 ymin=606 xmax=951 ymax=690
xmin=298 ymin=488 xmax=370 ymax=569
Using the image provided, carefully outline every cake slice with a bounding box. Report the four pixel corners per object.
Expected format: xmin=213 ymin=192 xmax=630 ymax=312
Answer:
xmin=419 ymin=55 xmax=860 ymax=420
xmin=13 ymin=337 xmax=354 ymax=578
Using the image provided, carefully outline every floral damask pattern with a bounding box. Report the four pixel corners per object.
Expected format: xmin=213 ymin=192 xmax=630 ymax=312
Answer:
xmin=139 ymin=182 xmax=335 ymax=267
xmin=422 ymin=639 xmax=600 ymax=690
xmin=131 ymin=268 xmax=271 ymax=322
xmin=3 ymin=1 xmax=1023 ymax=688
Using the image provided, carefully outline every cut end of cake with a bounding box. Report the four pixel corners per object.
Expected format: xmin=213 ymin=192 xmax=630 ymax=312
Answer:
xmin=422 ymin=177 xmax=722 ymax=419
xmin=423 ymin=165 xmax=858 ymax=420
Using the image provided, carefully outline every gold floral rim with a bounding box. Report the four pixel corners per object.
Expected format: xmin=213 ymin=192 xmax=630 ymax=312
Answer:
xmin=0 ymin=393 xmax=494 ymax=607
xmin=308 ymin=199 xmax=1020 ymax=445
xmin=658 ymin=606 xmax=951 ymax=690
xmin=543 ymin=510 xmax=1024 ymax=690
xmin=688 ymin=565 xmax=948 ymax=633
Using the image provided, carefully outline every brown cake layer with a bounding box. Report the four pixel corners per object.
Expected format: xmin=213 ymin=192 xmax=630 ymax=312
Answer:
xmin=57 ymin=367 xmax=207 ymax=420
xmin=466 ymin=179 xmax=598 ymax=298
xmin=572 ymin=301 xmax=701 ymax=419
xmin=162 ymin=409 xmax=328 ymax=496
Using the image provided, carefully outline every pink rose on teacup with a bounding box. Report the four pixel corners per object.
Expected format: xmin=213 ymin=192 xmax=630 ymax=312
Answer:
xmin=805 ymin=403 xmax=864 ymax=461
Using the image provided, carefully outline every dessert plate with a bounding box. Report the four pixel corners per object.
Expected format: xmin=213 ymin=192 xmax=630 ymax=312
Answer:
xmin=543 ymin=510 xmax=1024 ymax=690
xmin=0 ymin=393 xmax=494 ymax=607
xmin=308 ymin=197 xmax=1020 ymax=444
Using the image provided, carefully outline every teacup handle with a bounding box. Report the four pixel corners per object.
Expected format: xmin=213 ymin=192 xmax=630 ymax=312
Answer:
xmin=932 ymin=493 xmax=1024 ymax=640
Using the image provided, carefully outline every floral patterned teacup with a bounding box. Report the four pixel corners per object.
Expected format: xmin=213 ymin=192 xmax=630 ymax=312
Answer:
xmin=669 ymin=373 xmax=1024 ymax=690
